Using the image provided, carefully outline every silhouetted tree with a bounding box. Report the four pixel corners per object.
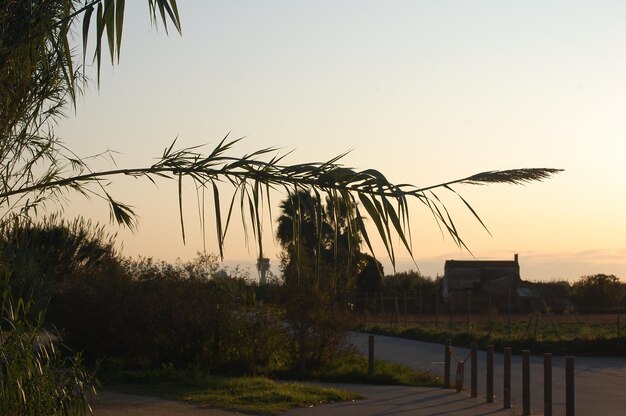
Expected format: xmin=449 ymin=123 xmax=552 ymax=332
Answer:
xmin=572 ymin=274 xmax=624 ymax=310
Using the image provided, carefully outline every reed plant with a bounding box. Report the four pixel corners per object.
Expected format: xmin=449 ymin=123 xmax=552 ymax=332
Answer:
xmin=0 ymin=275 xmax=95 ymax=415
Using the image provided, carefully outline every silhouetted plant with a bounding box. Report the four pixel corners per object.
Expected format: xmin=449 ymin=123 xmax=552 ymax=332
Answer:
xmin=572 ymin=274 xmax=624 ymax=311
xmin=0 ymin=273 xmax=95 ymax=415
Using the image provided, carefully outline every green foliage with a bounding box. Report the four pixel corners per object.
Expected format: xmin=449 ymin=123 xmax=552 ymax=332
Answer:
xmin=277 ymin=191 xmax=363 ymax=292
xmin=572 ymin=274 xmax=624 ymax=310
xmin=282 ymin=289 xmax=356 ymax=371
xmin=0 ymin=277 xmax=96 ymax=415
xmin=383 ymin=270 xmax=436 ymax=293
xmin=51 ymin=253 xmax=286 ymax=373
xmin=0 ymin=1 xmax=179 ymax=226
xmin=308 ymin=353 xmax=440 ymax=387
xmin=356 ymin=255 xmax=384 ymax=292
xmin=0 ymin=215 xmax=118 ymax=312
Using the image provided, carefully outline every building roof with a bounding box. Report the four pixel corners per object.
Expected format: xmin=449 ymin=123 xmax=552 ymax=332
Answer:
xmin=445 ymin=260 xmax=518 ymax=268
xmin=443 ymin=256 xmax=521 ymax=295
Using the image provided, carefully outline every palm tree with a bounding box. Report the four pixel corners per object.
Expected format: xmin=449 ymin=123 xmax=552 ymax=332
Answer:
xmin=276 ymin=191 xmax=363 ymax=293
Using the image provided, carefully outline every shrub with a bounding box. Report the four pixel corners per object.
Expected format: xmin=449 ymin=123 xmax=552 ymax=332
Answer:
xmin=50 ymin=253 xmax=287 ymax=374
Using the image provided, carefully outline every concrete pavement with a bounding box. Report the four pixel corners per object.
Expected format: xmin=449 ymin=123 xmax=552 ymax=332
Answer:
xmin=282 ymin=384 xmax=513 ymax=416
xmin=93 ymin=386 xmax=513 ymax=416
xmin=349 ymin=332 xmax=626 ymax=416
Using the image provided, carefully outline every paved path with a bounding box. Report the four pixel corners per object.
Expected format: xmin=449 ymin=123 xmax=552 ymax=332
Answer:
xmin=282 ymin=384 xmax=511 ymax=416
xmin=349 ymin=332 xmax=626 ymax=416
xmin=91 ymin=390 xmax=237 ymax=415
xmin=94 ymin=385 xmax=511 ymax=416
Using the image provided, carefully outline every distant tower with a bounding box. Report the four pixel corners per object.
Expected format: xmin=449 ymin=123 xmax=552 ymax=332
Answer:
xmin=257 ymin=257 xmax=270 ymax=285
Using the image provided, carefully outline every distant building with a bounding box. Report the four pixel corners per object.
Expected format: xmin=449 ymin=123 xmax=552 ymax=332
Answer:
xmin=442 ymin=254 xmax=570 ymax=312
xmin=443 ymin=254 xmax=521 ymax=304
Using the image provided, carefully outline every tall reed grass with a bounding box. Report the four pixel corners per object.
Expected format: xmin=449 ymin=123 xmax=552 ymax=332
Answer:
xmin=1 ymin=276 xmax=95 ymax=415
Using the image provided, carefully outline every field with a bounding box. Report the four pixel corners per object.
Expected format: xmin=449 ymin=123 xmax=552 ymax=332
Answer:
xmin=360 ymin=312 xmax=623 ymax=341
xmin=358 ymin=311 xmax=626 ymax=356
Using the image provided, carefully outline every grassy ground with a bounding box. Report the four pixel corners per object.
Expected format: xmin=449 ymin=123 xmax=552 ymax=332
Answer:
xmin=361 ymin=312 xmax=623 ymax=341
xmin=101 ymin=353 xmax=440 ymax=414
xmin=363 ymin=317 xmax=626 ymax=356
xmin=112 ymin=376 xmax=359 ymax=414
xmin=306 ymin=353 xmax=440 ymax=386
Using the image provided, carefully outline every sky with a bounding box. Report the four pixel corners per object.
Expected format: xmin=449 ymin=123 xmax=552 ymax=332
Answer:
xmin=56 ymin=1 xmax=626 ymax=282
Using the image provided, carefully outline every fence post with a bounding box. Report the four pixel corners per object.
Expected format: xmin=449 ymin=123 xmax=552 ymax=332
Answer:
xmin=523 ymin=350 xmax=531 ymax=416
xmin=435 ymin=293 xmax=439 ymax=331
xmin=368 ymin=335 xmax=375 ymax=375
xmin=449 ymin=294 xmax=454 ymax=330
xmin=618 ymin=307 xmax=621 ymax=350
xmin=419 ymin=288 xmax=422 ymax=315
xmin=488 ymin=295 xmax=493 ymax=337
xmin=544 ymin=353 xmax=552 ymax=416
xmin=471 ymin=343 xmax=477 ymax=397
xmin=566 ymin=356 xmax=575 ymax=416
xmin=467 ymin=290 xmax=471 ymax=332
xmin=444 ymin=338 xmax=451 ymax=388
xmin=403 ymin=291 xmax=407 ymax=327
xmin=486 ymin=344 xmax=494 ymax=403
xmin=507 ymin=288 xmax=512 ymax=338
xmin=503 ymin=347 xmax=511 ymax=409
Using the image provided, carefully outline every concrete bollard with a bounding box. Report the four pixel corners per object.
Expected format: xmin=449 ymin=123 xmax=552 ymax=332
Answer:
xmin=471 ymin=343 xmax=478 ymax=398
xmin=544 ymin=353 xmax=552 ymax=416
xmin=486 ymin=345 xmax=494 ymax=403
xmin=503 ymin=347 xmax=511 ymax=409
xmin=368 ymin=335 xmax=375 ymax=375
xmin=444 ymin=338 xmax=451 ymax=388
xmin=566 ymin=356 xmax=575 ymax=416
xmin=523 ymin=350 xmax=531 ymax=416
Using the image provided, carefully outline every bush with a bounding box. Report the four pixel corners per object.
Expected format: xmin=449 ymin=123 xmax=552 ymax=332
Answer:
xmin=50 ymin=254 xmax=287 ymax=374
xmin=572 ymin=274 xmax=624 ymax=310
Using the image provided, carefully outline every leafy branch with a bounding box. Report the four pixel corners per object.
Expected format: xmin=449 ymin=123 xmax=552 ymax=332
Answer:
xmin=0 ymin=137 xmax=562 ymax=268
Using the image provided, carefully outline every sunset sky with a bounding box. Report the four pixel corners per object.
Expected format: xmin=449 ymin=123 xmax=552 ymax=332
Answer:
xmin=57 ymin=1 xmax=626 ymax=281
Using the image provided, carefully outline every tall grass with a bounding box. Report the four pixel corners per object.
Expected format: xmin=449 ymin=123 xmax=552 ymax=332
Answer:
xmin=0 ymin=277 xmax=95 ymax=415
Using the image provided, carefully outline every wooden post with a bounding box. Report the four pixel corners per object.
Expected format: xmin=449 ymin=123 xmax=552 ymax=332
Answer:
xmin=403 ymin=291 xmax=407 ymax=328
xmin=444 ymin=338 xmax=451 ymax=388
xmin=618 ymin=307 xmax=622 ymax=351
xmin=544 ymin=353 xmax=552 ymax=416
xmin=435 ymin=292 xmax=440 ymax=331
xmin=449 ymin=293 xmax=454 ymax=330
xmin=523 ymin=350 xmax=531 ymax=416
xmin=471 ymin=343 xmax=478 ymax=397
xmin=488 ymin=294 xmax=493 ymax=337
xmin=467 ymin=290 xmax=471 ymax=332
xmin=503 ymin=347 xmax=511 ymax=409
xmin=486 ymin=344 xmax=494 ymax=403
xmin=368 ymin=335 xmax=375 ymax=375
xmin=507 ymin=288 xmax=512 ymax=339
xmin=566 ymin=356 xmax=575 ymax=416
xmin=419 ymin=288 xmax=422 ymax=315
